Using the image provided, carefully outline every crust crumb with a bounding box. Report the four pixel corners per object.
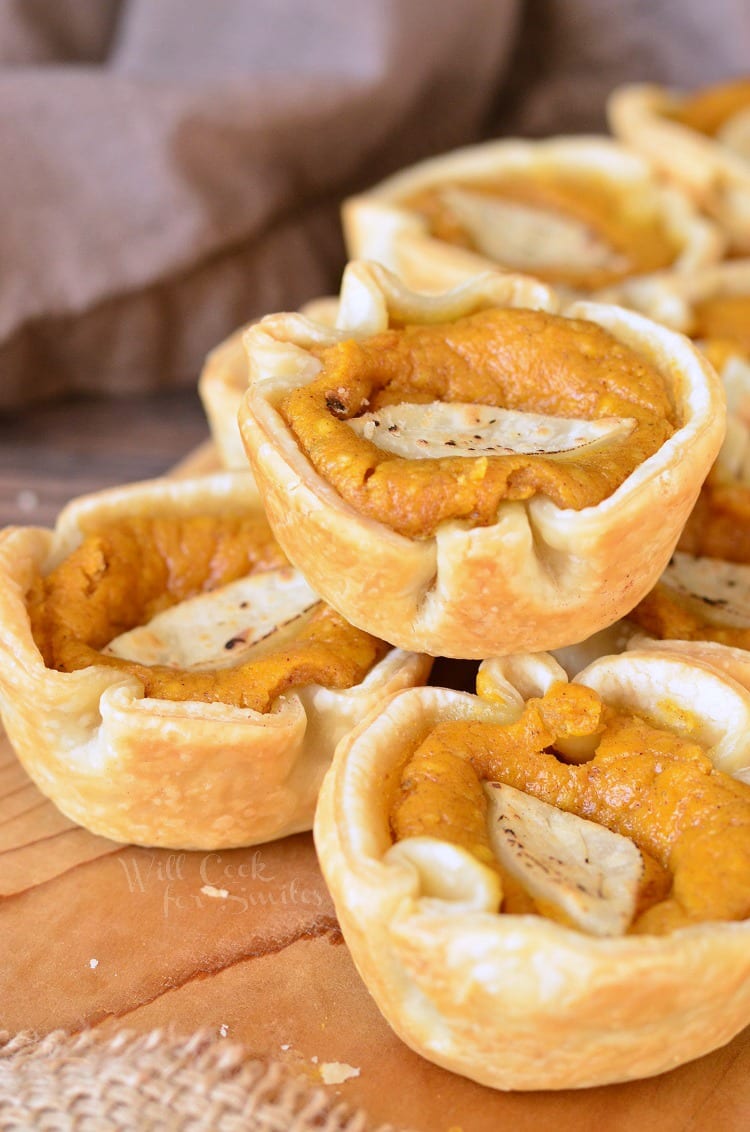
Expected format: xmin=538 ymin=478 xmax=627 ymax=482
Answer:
xmin=319 ymin=1062 xmax=361 ymax=1085
xmin=201 ymin=883 xmax=229 ymax=899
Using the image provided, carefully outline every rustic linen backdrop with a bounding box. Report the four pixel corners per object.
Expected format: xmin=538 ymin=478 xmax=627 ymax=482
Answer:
xmin=0 ymin=0 xmax=747 ymax=409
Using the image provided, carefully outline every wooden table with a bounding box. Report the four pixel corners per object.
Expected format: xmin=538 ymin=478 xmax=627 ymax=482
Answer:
xmin=2 ymin=390 xmax=750 ymax=1131
xmin=0 ymin=389 xmax=210 ymax=528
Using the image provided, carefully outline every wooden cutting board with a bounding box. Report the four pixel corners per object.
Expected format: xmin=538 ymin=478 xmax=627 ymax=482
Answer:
xmin=3 ymin=444 xmax=750 ymax=1131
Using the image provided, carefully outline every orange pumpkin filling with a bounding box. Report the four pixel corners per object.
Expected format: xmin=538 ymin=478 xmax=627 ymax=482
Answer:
xmin=390 ymin=682 xmax=750 ymax=935
xmin=674 ymin=291 xmax=750 ymax=564
xmin=28 ymin=514 xmax=388 ymax=712
xmin=629 ymin=562 xmax=750 ymax=649
xmin=679 ymin=478 xmax=750 ymax=566
xmin=282 ymin=308 xmax=675 ymax=539
xmin=691 ymin=293 xmax=750 ymax=362
xmin=402 ymin=170 xmax=678 ymax=288
xmin=670 ymin=78 xmax=750 ymax=137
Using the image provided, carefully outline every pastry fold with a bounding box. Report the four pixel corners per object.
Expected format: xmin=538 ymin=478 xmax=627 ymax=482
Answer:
xmin=612 ymin=262 xmax=750 ymax=479
xmin=599 ymin=261 xmax=750 ymax=533
xmin=199 ymin=297 xmax=339 ymax=470
xmin=239 ymin=262 xmax=725 ymax=658
xmin=0 ymin=471 xmax=428 ymax=849
xmin=314 ymin=650 xmax=750 ymax=1090
xmin=609 ymin=82 xmax=750 ymax=254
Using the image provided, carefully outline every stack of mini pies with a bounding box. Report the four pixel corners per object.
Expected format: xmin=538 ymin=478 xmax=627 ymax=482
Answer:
xmin=5 ymin=78 xmax=750 ymax=1091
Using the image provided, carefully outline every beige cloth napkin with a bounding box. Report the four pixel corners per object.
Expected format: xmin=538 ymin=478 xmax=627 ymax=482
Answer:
xmin=0 ymin=0 xmax=518 ymax=409
xmin=496 ymin=0 xmax=750 ymax=137
xmin=0 ymin=1028 xmax=402 ymax=1132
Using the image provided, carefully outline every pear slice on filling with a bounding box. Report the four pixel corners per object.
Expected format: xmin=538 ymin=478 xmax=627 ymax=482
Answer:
xmin=661 ymin=553 xmax=750 ymax=629
xmin=104 ymin=566 xmax=320 ymax=671
xmin=485 ymin=781 xmax=642 ymax=936
xmin=348 ymin=401 xmax=634 ymax=462
xmin=439 ymin=186 xmax=630 ymax=275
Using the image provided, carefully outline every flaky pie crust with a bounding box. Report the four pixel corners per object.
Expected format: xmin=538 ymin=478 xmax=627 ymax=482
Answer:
xmin=198 ymin=297 xmax=339 ymax=470
xmin=0 ymin=472 xmax=429 ymax=849
xmin=313 ymin=650 xmax=750 ymax=1090
xmin=600 ymin=260 xmax=750 ymax=484
xmin=609 ymin=83 xmax=750 ymax=254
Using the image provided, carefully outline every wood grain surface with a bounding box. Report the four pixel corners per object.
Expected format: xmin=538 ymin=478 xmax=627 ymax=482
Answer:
xmin=0 ymin=389 xmax=209 ymax=528
xmin=3 ymin=725 xmax=750 ymax=1132
xmin=2 ymin=392 xmax=750 ymax=1131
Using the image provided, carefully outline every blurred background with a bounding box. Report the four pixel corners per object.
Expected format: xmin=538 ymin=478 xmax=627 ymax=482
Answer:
xmin=1 ymin=0 xmax=748 ymax=522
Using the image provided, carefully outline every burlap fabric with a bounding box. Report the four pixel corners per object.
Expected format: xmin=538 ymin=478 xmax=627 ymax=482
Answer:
xmin=0 ymin=1028 xmax=401 ymax=1132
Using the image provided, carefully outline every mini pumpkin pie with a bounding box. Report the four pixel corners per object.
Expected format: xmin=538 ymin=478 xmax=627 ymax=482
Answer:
xmin=199 ymin=296 xmax=339 ymax=469
xmin=342 ymin=136 xmax=723 ymax=297
xmin=601 ymin=260 xmax=750 ymax=569
xmin=664 ymin=268 xmax=750 ymax=563
xmin=602 ymin=260 xmax=750 ymax=514
xmin=314 ymin=649 xmax=750 ymax=1090
xmin=239 ymin=261 xmax=724 ymax=658
xmin=609 ymin=79 xmax=750 ymax=253
xmin=0 ymin=471 xmax=429 ymax=849
xmin=551 ymin=349 xmax=750 ymax=672
xmin=635 ymin=262 xmax=750 ymax=478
